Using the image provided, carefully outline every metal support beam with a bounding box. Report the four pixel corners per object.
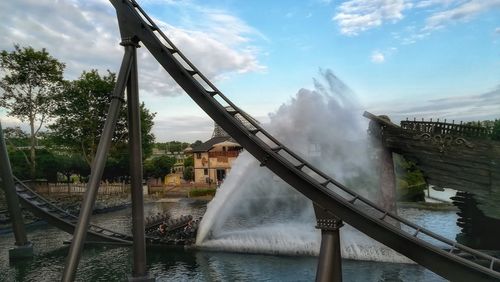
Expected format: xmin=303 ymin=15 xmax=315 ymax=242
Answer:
xmin=61 ymin=43 xmax=135 ymax=282
xmin=0 ymin=122 xmax=33 ymax=259
xmin=125 ymin=38 xmax=154 ymax=282
xmin=314 ymin=204 xmax=343 ymax=282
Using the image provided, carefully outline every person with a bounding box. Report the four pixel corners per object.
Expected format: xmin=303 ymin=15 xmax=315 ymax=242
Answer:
xmin=159 ymin=222 xmax=167 ymax=235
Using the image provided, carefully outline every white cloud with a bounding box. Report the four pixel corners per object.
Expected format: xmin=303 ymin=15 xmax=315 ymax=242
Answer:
xmin=0 ymin=0 xmax=265 ymax=96
xmin=333 ymin=0 xmax=411 ymax=35
xmin=414 ymin=0 xmax=459 ymax=9
xmin=424 ymin=0 xmax=500 ymax=31
xmin=371 ymin=51 xmax=385 ymax=63
xmin=496 ymin=27 xmax=500 ymax=34
xmin=0 ymin=0 xmax=267 ymax=141
xmin=368 ymin=86 xmax=500 ymax=122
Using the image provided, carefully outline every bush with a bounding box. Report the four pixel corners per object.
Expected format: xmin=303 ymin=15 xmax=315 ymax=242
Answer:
xmin=188 ymin=188 xmax=216 ymax=197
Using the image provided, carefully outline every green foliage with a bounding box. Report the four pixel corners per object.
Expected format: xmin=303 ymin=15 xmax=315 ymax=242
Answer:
xmin=49 ymin=70 xmax=120 ymax=166
xmin=144 ymin=155 xmax=176 ymax=179
xmin=183 ymin=156 xmax=194 ymax=167
xmin=0 ymin=45 xmax=65 ymax=120
xmin=7 ymin=147 xmax=88 ymax=182
xmin=394 ymin=155 xmax=426 ymax=201
xmin=491 ymin=119 xmax=500 ymax=141
xmin=183 ymin=166 xmax=194 ymax=181
xmin=154 ymin=141 xmax=190 ymax=153
xmin=188 ymin=188 xmax=216 ymax=197
xmin=191 ymin=140 xmax=203 ymax=148
xmin=0 ymin=45 xmax=65 ymax=178
xmin=49 ymin=69 xmax=156 ymax=170
xmin=464 ymin=119 xmax=500 ymax=140
xmin=2 ymin=127 xmax=29 ymax=147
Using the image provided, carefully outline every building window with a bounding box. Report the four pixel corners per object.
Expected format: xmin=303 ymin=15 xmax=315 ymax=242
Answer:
xmin=204 ymin=169 xmax=208 ymax=175
xmin=196 ymin=153 xmax=201 ymax=159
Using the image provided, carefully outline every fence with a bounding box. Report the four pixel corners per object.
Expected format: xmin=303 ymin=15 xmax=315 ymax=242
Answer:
xmin=35 ymin=182 xmax=130 ymax=195
xmin=400 ymin=119 xmax=492 ymax=138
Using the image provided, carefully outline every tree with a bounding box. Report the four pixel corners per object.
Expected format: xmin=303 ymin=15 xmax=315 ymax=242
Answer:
xmin=491 ymin=119 xmax=500 ymax=141
xmin=49 ymin=70 xmax=156 ymax=169
xmin=144 ymin=155 xmax=176 ymax=179
xmin=191 ymin=140 xmax=203 ymax=148
xmin=182 ymin=155 xmax=194 ymax=181
xmin=0 ymin=45 xmax=65 ymax=178
xmin=183 ymin=166 xmax=194 ymax=181
xmin=183 ymin=155 xmax=194 ymax=167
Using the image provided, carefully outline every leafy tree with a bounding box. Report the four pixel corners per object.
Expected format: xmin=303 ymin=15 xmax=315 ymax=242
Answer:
xmin=183 ymin=155 xmax=193 ymax=167
xmin=3 ymin=126 xmax=29 ymax=147
xmin=491 ymin=119 xmax=500 ymax=141
xmin=191 ymin=140 xmax=203 ymax=148
xmin=0 ymin=45 xmax=65 ymax=178
xmin=144 ymin=155 xmax=176 ymax=179
xmin=182 ymin=155 xmax=194 ymax=181
xmin=183 ymin=166 xmax=194 ymax=181
xmin=49 ymin=70 xmax=156 ymax=169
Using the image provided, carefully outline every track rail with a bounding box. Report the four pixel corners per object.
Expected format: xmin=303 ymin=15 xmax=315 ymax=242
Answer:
xmin=109 ymin=1 xmax=500 ymax=280
xmin=14 ymin=178 xmax=184 ymax=246
xmin=13 ymin=178 xmax=132 ymax=243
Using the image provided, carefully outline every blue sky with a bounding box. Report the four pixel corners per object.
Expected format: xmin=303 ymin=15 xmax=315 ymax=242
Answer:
xmin=1 ymin=0 xmax=499 ymax=141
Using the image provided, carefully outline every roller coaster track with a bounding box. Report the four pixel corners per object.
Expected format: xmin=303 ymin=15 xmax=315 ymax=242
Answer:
xmin=13 ymin=178 xmax=183 ymax=246
xmin=13 ymin=177 xmax=132 ymax=244
xmin=14 ymin=177 xmax=184 ymax=246
xmin=109 ymin=1 xmax=500 ymax=280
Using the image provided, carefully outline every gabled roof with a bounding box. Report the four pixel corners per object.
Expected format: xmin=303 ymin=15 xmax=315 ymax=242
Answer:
xmin=191 ymin=136 xmax=233 ymax=152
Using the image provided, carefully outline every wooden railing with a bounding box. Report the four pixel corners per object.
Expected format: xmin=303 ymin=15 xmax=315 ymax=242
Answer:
xmin=208 ymin=151 xmax=239 ymax=158
xmin=400 ymin=119 xmax=492 ymax=138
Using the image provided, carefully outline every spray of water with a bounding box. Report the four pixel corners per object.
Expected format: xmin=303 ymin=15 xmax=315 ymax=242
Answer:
xmin=196 ymin=69 xmax=412 ymax=263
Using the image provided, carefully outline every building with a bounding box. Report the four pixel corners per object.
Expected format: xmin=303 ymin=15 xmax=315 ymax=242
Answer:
xmin=191 ymin=122 xmax=243 ymax=185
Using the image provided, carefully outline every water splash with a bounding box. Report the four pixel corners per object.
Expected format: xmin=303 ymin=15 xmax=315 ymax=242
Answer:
xmin=196 ymin=69 xmax=411 ymax=263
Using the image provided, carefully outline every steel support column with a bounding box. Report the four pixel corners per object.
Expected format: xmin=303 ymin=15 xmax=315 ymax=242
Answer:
xmin=314 ymin=205 xmax=343 ymax=282
xmin=0 ymin=122 xmax=33 ymax=259
xmin=61 ymin=42 xmax=135 ymax=282
xmin=126 ymin=39 xmax=154 ymax=282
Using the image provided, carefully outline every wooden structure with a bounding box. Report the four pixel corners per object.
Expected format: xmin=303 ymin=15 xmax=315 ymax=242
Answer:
xmin=364 ymin=112 xmax=500 ymax=220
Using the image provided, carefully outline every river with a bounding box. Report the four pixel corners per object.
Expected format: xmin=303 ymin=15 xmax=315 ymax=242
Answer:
xmin=0 ymin=199 xmax=455 ymax=281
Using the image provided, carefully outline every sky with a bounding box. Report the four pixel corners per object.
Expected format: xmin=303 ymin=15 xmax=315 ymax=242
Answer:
xmin=0 ymin=0 xmax=499 ymax=142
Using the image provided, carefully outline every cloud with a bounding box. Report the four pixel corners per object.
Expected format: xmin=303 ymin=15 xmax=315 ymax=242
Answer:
xmin=153 ymin=115 xmax=213 ymax=142
xmin=414 ymin=0 xmax=458 ymax=9
xmin=0 ymin=0 xmax=267 ymax=141
xmin=424 ymin=0 xmax=500 ymax=31
xmin=368 ymin=86 xmax=500 ymax=122
xmin=370 ymin=51 xmax=385 ymax=63
xmin=370 ymin=47 xmax=397 ymax=63
xmin=0 ymin=0 xmax=265 ymax=97
xmin=333 ymin=0 xmax=411 ymax=35
xmin=495 ymin=27 xmax=500 ymax=34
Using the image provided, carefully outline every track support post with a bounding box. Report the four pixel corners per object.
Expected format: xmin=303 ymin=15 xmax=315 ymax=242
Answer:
xmin=124 ymin=37 xmax=155 ymax=282
xmin=0 ymin=122 xmax=33 ymax=260
xmin=61 ymin=39 xmax=136 ymax=282
xmin=314 ymin=204 xmax=343 ymax=282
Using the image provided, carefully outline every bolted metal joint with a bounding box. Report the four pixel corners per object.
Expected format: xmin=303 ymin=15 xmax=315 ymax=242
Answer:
xmin=120 ymin=37 xmax=141 ymax=48
xmin=315 ymin=218 xmax=343 ymax=231
xmin=109 ymin=91 xmax=126 ymax=102
xmin=259 ymin=154 xmax=270 ymax=167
